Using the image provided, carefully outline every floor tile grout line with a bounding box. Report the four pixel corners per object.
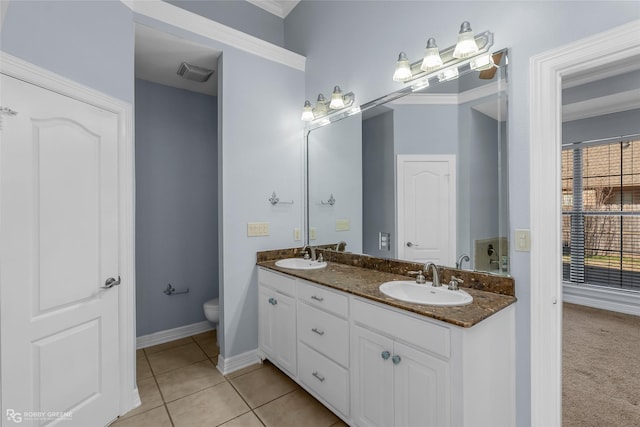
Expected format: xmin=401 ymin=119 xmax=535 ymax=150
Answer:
xmin=160 ymin=378 xmax=230 ymax=405
xmin=250 ymin=387 xmax=301 ymax=412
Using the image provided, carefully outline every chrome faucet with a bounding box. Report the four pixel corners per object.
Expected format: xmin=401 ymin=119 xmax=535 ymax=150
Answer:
xmin=424 ymin=262 xmax=440 ymax=287
xmin=335 ymin=241 xmax=347 ymax=252
xmin=300 ymin=245 xmax=316 ymax=261
xmin=456 ymin=254 xmax=470 ymax=269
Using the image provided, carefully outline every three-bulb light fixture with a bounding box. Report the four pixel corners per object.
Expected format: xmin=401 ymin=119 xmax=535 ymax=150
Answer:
xmin=393 ymin=21 xmax=494 ymax=86
xmin=301 ymin=85 xmax=356 ymax=122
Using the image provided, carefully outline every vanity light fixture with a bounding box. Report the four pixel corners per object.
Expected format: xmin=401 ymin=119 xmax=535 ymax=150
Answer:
xmin=393 ymin=52 xmax=413 ymax=82
xmin=301 ymin=100 xmax=314 ymax=121
xmin=329 ymin=86 xmax=346 ymax=109
xmin=470 ymin=53 xmax=493 ymax=70
xmin=453 ymin=21 xmax=479 ymax=58
xmin=301 ymin=86 xmax=356 ymax=123
xmin=438 ymin=67 xmax=460 ymax=82
xmin=420 ymin=38 xmax=443 ymax=71
xmin=391 ymin=23 xmax=492 ymax=85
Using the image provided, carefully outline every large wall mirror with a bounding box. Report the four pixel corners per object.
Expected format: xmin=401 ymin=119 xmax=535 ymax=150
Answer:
xmin=306 ymin=49 xmax=510 ymax=275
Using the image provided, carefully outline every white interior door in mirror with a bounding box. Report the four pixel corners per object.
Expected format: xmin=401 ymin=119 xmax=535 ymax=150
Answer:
xmin=397 ymin=155 xmax=456 ymax=266
xmin=0 ymin=74 xmax=120 ymax=426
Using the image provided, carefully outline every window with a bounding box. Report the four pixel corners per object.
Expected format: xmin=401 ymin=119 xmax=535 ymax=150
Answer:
xmin=562 ymin=139 xmax=640 ymax=291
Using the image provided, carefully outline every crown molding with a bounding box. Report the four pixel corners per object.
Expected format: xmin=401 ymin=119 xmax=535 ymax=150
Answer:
xmin=121 ymin=0 xmax=305 ymax=71
xmin=390 ymin=79 xmax=506 ymax=106
xmin=246 ymin=0 xmax=300 ymax=19
xmin=563 ymin=88 xmax=640 ymax=122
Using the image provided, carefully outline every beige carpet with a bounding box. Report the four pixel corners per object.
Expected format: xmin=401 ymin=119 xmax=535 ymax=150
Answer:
xmin=563 ymin=303 xmax=640 ymax=426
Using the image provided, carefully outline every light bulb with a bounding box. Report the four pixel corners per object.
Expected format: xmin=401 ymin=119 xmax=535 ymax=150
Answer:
xmin=393 ymin=52 xmax=412 ymax=82
xmin=329 ymin=86 xmax=345 ymax=109
xmin=453 ymin=21 xmax=479 ymax=58
xmin=301 ymin=100 xmax=314 ymax=121
xmin=420 ymin=38 xmax=443 ymax=71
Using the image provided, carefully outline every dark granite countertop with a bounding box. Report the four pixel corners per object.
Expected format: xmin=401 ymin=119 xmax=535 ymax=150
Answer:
xmin=257 ymin=259 xmax=516 ymax=328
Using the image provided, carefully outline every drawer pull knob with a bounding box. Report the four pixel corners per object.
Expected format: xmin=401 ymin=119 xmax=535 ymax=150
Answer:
xmin=312 ymin=371 xmax=325 ymax=382
xmin=311 ymin=295 xmax=324 ymax=302
xmin=392 ymin=355 xmax=402 ymax=365
xmin=268 ymin=297 xmax=277 ymax=305
xmin=311 ymin=328 xmax=325 ymax=336
xmin=381 ymin=351 xmax=391 ymax=360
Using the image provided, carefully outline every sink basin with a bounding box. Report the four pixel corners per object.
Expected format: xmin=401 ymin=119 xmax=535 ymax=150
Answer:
xmin=379 ymin=281 xmax=473 ymax=306
xmin=275 ymin=258 xmax=327 ymax=270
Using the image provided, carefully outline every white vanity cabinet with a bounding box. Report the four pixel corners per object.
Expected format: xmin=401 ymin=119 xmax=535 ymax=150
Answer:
xmin=296 ymin=280 xmax=350 ymax=418
xmin=351 ymin=297 xmax=515 ymax=427
xmin=257 ymin=267 xmax=515 ymax=427
xmin=257 ymin=269 xmax=297 ymax=376
xmin=351 ymin=299 xmax=450 ymax=427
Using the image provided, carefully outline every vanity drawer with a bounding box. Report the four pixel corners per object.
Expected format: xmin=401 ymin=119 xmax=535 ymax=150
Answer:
xmin=258 ymin=268 xmax=295 ymax=297
xmin=298 ymin=342 xmax=349 ymax=418
xmin=297 ymin=280 xmax=348 ymax=318
xmin=298 ymin=302 xmax=349 ymax=367
xmin=351 ymin=298 xmax=450 ymax=359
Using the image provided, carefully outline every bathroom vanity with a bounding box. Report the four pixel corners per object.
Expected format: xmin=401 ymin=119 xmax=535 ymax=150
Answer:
xmin=256 ymin=251 xmax=516 ymax=427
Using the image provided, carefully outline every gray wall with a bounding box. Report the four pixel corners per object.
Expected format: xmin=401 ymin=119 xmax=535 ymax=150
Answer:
xmin=363 ymin=110 xmax=395 ymax=257
xmin=135 ymin=79 xmax=219 ymax=336
xmin=284 ymin=2 xmax=640 ymax=424
xmin=563 ymin=109 xmax=640 ymax=143
xmin=167 ymin=0 xmax=285 ymax=47
xmin=0 ymin=0 xmax=134 ymax=103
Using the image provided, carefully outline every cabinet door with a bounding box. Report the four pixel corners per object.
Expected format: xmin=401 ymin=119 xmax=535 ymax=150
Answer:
xmin=273 ymin=291 xmax=297 ymax=376
xmin=258 ymin=286 xmax=277 ymax=359
xmin=393 ymin=341 xmax=450 ymax=427
xmin=351 ymin=325 xmax=394 ymax=427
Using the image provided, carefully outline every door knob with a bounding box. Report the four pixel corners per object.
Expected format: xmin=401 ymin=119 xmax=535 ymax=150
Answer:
xmin=102 ymin=276 xmax=121 ymax=289
xmin=406 ymin=242 xmax=419 ymax=247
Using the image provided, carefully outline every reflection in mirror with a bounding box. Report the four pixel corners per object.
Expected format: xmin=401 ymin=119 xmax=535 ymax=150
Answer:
xmin=306 ymin=49 xmax=509 ymax=275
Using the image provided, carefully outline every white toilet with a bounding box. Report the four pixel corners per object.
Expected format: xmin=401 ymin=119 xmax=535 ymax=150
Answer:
xmin=203 ymin=298 xmax=220 ymax=343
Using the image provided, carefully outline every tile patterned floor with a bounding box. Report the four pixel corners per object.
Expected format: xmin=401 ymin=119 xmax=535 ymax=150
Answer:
xmin=112 ymin=331 xmax=347 ymax=427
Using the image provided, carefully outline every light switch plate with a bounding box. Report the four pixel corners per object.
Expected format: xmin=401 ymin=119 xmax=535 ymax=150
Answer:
xmin=247 ymin=222 xmax=269 ymax=237
xmin=293 ymin=227 xmax=301 ymax=241
xmin=309 ymin=227 xmax=317 ymax=240
xmin=335 ymin=219 xmax=350 ymax=231
xmin=515 ymin=229 xmax=531 ymax=251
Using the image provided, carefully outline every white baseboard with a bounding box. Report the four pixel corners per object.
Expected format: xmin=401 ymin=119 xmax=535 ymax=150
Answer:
xmin=563 ymin=283 xmax=640 ymax=316
xmin=136 ymin=321 xmax=214 ymax=349
xmin=216 ymin=349 xmax=261 ymax=376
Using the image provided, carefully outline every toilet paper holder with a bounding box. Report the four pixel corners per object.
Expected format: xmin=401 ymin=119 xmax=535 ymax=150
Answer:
xmin=164 ymin=283 xmax=190 ymax=296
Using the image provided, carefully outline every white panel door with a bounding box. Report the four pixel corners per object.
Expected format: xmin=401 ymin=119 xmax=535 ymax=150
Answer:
xmin=397 ymin=155 xmax=456 ymax=266
xmin=1 ymin=74 xmax=120 ymax=426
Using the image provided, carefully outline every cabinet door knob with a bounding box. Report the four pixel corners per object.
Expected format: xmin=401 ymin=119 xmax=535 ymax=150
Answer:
xmin=392 ymin=355 xmax=402 ymax=365
xmin=311 ymin=327 xmax=325 ymax=336
xmin=381 ymin=350 xmax=391 ymax=360
xmin=312 ymin=371 xmax=325 ymax=382
xmin=268 ymin=297 xmax=277 ymax=305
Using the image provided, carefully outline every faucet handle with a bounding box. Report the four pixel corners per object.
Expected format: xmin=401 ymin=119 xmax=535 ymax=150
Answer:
xmin=448 ymin=276 xmax=464 ymax=291
xmin=408 ymin=270 xmax=426 ymax=284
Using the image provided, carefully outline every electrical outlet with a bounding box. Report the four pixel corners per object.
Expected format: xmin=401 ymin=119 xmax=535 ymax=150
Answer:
xmin=335 ymin=219 xmax=350 ymax=231
xmin=294 ymin=227 xmax=301 ymax=241
xmin=247 ymin=222 xmax=269 ymax=237
xmin=309 ymin=227 xmax=317 ymax=240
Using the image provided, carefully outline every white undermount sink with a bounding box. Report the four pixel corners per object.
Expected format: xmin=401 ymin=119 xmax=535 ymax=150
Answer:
xmin=275 ymin=258 xmax=327 ymax=270
xmin=379 ymin=280 xmax=473 ymax=306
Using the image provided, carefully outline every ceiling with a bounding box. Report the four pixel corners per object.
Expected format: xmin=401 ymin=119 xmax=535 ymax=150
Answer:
xmin=135 ymin=24 xmax=221 ymax=96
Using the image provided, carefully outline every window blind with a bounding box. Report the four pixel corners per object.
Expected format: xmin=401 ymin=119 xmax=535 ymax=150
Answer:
xmin=561 ymin=137 xmax=640 ymax=292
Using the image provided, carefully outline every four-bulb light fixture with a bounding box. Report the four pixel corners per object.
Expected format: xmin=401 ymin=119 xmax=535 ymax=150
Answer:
xmin=393 ymin=21 xmax=494 ymax=86
xmin=301 ymin=85 xmax=356 ymax=122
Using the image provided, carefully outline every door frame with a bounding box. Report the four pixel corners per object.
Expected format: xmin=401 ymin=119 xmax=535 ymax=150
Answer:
xmin=396 ymin=154 xmax=456 ymax=264
xmin=0 ymin=51 xmax=139 ymax=416
xmin=529 ymin=20 xmax=640 ymax=427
